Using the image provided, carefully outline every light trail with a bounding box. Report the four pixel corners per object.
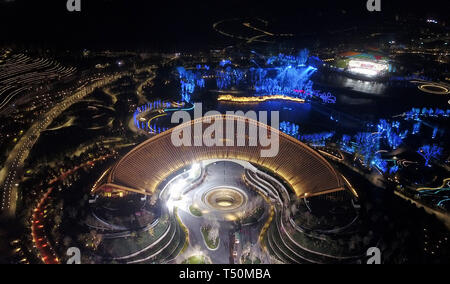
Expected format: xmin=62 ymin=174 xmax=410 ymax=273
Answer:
xmin=218 ymin=94 xmax=306 ymax=104
xmin=418 ymin=84 xmax=450 ymax=95
xmin=417 ymin=178 xmax=450 ymax=192
xmin=147 ymin=113 xmax=168 ymax=133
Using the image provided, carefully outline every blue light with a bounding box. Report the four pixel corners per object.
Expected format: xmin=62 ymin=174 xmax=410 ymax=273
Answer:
xmin=417 ymin=144 xmax=443 ymax=167
xmin=212 ymin=50 xmax=335 ymax=104
xmin=280 ymin=121 xmax=300 ymax=137
xmin=389 ymin=165 xmax=399 ymax=175
xmin=404 ymin=107 xmax=449 ymax=120
xmin=432 ymin=127 xmax=439 ymax=139
xmin=412 ymin=122 xmax=421 ymax=135
xmin=220 ymin=59 xmax=232 ymax=67
xmin=370 ymin=155 xmax=388 ymax=173
xmin=266 ymin=49 xmax=310 ymax=66
xmin=300 ymin=132 xmax=335 ymax=146
xmin=216 ymin=67 xmax=245 ymax=90
xmin=177 ymin=66 xmax=208 ymax=102
xmin=353 ymin=132 xmax=380 ymax=165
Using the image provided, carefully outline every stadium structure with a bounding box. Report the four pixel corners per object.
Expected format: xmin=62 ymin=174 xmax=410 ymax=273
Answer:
xmin=86 ymin=115 xmax=363 ymax=264
xmin=339 ymin=51 xmax=393 ymax=79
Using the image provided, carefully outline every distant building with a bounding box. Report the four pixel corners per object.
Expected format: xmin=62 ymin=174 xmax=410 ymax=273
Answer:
xmin=338 ymin=50 xmax=393 ymax=79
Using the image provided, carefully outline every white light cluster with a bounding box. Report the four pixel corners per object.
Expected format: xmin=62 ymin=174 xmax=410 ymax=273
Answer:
xmin=348 ymin=60 xmax=388 ymax=77
xmin=169 ymin=180 xmax=186 ymax=200
xmin=165 ymin=163 xmax=203 ymax=210
xmin=189 ymin=163 xmax=202 ymax=179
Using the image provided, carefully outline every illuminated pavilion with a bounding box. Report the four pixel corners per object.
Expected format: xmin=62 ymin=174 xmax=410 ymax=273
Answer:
xmin=93 ymin=115 xmax=346 ymax=198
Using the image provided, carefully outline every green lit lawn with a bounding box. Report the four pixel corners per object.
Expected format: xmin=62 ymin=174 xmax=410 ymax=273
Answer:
xmin=189 ymin=205 xmax=203 ymax=217
xmin=182 ymin=255 xmax=210 ymax=264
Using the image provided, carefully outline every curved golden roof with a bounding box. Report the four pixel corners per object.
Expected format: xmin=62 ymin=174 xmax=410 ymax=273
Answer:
xmin=98 ymin=115 xmax=345 ymax=198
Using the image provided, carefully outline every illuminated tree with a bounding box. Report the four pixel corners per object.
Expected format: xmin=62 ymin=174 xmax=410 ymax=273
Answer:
xmin=300 ymin=132 xmax=334 ymax=146
xmin=354 ymin=132 xmax=378 ymax=164
xmin=177 ymin=66 xmax=207 ymax=102
xmin=417 ymin=144 xmax=443 ymax=167
xmin=319 ymin=92 xmax=336 ymax=104
xmin=376 ymin=119 xmax=406 ymax=150
xmin=297 ymin=49 xmax=309 ymax=66
xmin=371 ymin=155 xmax=388 ymax=173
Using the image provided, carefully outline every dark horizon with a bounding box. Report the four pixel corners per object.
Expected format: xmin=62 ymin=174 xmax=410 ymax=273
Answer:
xmin=0 ymin=0 xmax=448 ymax=50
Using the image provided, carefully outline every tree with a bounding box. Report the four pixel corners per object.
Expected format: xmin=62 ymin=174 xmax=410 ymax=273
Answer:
xmin=417 ymin=144 xmax=443 ymax=167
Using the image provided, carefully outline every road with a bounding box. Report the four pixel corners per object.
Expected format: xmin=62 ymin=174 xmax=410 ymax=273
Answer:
xmin=0 ymin=72 xmax=129 ymax=218
xmin=136 ymin=68 xmax=156 ymax=105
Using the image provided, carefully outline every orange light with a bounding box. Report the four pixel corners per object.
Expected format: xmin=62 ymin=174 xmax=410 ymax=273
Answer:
xmin=218 ymin=94 xmax=306 ymax=104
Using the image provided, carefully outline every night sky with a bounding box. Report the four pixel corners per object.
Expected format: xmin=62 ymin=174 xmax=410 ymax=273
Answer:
xmin=0 ymin=0 xmax=448 ymax=49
